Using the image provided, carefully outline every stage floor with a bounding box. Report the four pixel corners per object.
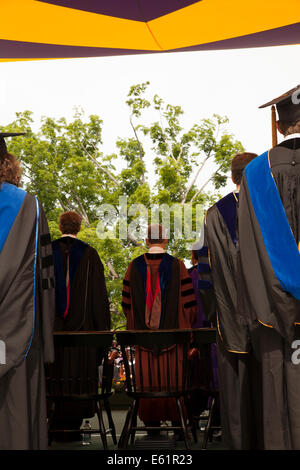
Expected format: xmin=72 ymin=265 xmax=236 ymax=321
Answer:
xmin=49 ymin=409 xmax=226 ymax=451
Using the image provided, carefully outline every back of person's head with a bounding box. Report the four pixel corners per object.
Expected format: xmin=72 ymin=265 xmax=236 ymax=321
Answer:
xmin=146 ymin=224 xmax=167 ymax=245
xmin=191 ymin=241 xmax=201 ymax=266
xmin=277 ymin=119 xmax=300 ymax=137
xmin=231 ymin=152 xmax=258 ymax=185
xmin=59 ymin=211 xmax=82 ymax=235
xmin=0 ymin=153 xmax=22 ymax=187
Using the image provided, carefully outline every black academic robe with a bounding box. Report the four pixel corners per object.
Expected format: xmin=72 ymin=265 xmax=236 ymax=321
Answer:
xmin=199 ymin=192 xmax=258 ymax=450
xmin=0 ymin=183 xmax=55 ymax=450
xmin=46 ymin=237 xmax=110 ymax=425
xmin=237 ymin=138 xmax=300 ymax=449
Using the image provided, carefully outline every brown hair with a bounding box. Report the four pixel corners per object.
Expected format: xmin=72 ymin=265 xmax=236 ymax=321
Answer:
xmin=277 ymin=119 xmax=300 ymax=136
xmin=0 ymin=153 xmax=22 ymax=187
xmin=59 ymin=211 xmax=82 ymax=235
xmin=231 ymin=152 xmax=258 ymax=185
xmin=147 ymin=224 xmax=167 ymax=245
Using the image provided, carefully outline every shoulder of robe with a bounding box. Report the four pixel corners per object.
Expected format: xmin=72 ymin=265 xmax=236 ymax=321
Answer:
xmin=86 ymin=244 xmax=103 ymax=262
xmin=205 ymin=204 xmax=218 ymax=222
xmin=24 ymin=191 xmax=36 ymax=205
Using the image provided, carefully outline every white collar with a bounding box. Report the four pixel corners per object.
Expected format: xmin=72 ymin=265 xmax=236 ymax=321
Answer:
xmin=284 ymin=133 xmax=300 ymax=141
xmin=148 ymin=246 xmax=165 ymax=254
xmin=61 ymin=234 xmax=78 ymax=239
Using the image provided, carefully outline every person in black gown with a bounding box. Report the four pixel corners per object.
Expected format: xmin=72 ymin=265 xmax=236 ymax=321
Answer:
xmin=237 ymin=84 xmax=300 ymax=449
xmin=47 ymin=211 xmax=110 ymax=440
xmin=198 ymin=152 xmax=259 ymax=449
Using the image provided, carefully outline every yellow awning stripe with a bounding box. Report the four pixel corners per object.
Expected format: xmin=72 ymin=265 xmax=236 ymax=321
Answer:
xmin=149 ymin=0 xmax=300 ymax=50
xmin=0 ymin=0 xmax=299 ymax=61
xmin=0 ymin=0 xmax=159 ymax=50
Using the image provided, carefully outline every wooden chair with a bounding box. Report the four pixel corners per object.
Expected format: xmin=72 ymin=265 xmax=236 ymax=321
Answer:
xmin=116 ymin=329 xmax=193 ymax=450
xmin=192 ymin=328 xmax=220 ymax=449
xmin=46 ymin=331 xmax=117 ymax=449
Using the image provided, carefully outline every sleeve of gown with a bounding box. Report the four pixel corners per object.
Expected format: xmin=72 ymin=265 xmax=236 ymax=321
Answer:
xmin=38 ymin=201 xmax=55 ymax=363
xmin=122 ymin=264 xmax=132 ymax=317
xmin=235 ymin=183 xmax=257 ymax=326
xmin=90 ymin=249 xmax=111 ymax=331
xmin=198 ymin=216 xmax=217 ymax=324
xmin=180 ymin=260 xmax=197 ymax=327
xmin=122 ymin=263 xmax=136 ymax=329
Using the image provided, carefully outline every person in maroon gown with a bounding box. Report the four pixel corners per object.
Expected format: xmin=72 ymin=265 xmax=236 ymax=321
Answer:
xmin=122 ymin=224 xmax=197 ymax=434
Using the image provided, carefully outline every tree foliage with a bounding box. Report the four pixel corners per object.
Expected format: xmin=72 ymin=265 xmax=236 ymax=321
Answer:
xmin=2 ymin=82 xmax=243 ymax=328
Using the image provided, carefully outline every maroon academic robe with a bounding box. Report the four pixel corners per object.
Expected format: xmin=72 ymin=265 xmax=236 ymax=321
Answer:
xmin=122 ymin=252 xmax=197 ymax=423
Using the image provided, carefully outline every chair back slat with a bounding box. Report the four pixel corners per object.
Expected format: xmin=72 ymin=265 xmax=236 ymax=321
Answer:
xmin=130 ymin=347 xmax=136 ymax=391
xmin=191 ymin=329 xmax=217 ymax=391
xmin=139 ymin=349 xmax=144 ymax=392
xmin=182 ymin=342 xmax=188 ymax=391
xmin=175 ymin=343 xmax=179 ymax=392
xmin=116 ymin=330 xmax=191 ymax=396
xmin=157 ymin=350 xmax=162 ymax=392
xmin=166 ymin=346 xmax=170 ymax=393
xmin=147 ymin=350 xmax=153 ymax=391
xmin=102 ymin=353 xmax=114 ymax=395
xmin=46 ymin=332 xmax=114 ymax=399
xmin=121 ymin=345 xmax=132 ymax=393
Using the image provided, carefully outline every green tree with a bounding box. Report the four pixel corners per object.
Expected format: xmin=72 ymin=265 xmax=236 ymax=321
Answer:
xmin=2 ymin=83 xmax=243 ymax=328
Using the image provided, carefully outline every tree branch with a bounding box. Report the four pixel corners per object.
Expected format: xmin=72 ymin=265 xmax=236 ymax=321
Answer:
xmin=107 ymin=260 xmax=119 ymax=279
xmin=69 ymin=189 xmax=90 ymax=227
xmin=159 ymin=111 xmax=176 ymax=163
xmin=126 ymin=230 xmax=143 ymax=247
xmin=58 ymin=198 xmax=69 ymax=212
xmin=181 ymin=152 xmax=212 ymax=204
xmin=82 ymin=145 xmax=120 ymax=187
xmin=130 ymin=116 xmax=145 ymax=184
xmin=190 ymin=164 xmax=222 ymax=203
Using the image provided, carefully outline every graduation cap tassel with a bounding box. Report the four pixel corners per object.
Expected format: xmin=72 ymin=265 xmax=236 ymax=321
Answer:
xmin=271 ymin=105 xmax=278 ymax=148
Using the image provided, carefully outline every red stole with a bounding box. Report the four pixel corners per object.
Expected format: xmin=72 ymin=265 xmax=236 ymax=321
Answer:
xmin=145 ymin=266 xmax=162 ymax=329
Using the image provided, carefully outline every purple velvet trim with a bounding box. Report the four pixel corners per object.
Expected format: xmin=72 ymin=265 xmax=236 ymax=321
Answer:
xmin=189 ymin=266 xmax=209 ymax=328
xmin=36 ymin=0 xmax=200 ymax=22
xmin=216 ymin=192 xmax=238 ymax=246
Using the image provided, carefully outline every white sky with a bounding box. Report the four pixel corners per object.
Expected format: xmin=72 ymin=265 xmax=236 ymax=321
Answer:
xmin=0 ymin=44 xmax=300 ymax=195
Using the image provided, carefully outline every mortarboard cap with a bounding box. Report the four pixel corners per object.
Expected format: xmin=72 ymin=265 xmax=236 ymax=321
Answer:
xmin=259 ymin=85 xmax=300 ymax=147
xmin=259 ymin=84 xmax=300 ymax=123
xmin=0 ymin=132 xmax=25 ymax=159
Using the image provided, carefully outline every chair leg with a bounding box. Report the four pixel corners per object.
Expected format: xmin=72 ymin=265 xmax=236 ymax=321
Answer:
xmin=96 ymin=401 xmax=108 ymax=450
xmin=176 ymin=398 xmax=191 ymax=450
xmin=184 ymin=396 xmax=198 ymax=444
xmin=104 ymin=398 xmax=117 ymax=445
xmin=202 ymin=397 xmax=215 ymax=450
xmin=118 ymin=402 xmax=133 ymax=449
xmin=47 ymin=401 xmax=56 ymax=447
xmin=130 ymin=400 xmax=139 ymax=445
xmin=123 ymin=399 xmax=138 ymax=449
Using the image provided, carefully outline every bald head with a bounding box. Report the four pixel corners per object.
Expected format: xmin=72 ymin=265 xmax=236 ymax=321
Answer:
xmin=146 ymin=224 xmax=168 ymax=247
